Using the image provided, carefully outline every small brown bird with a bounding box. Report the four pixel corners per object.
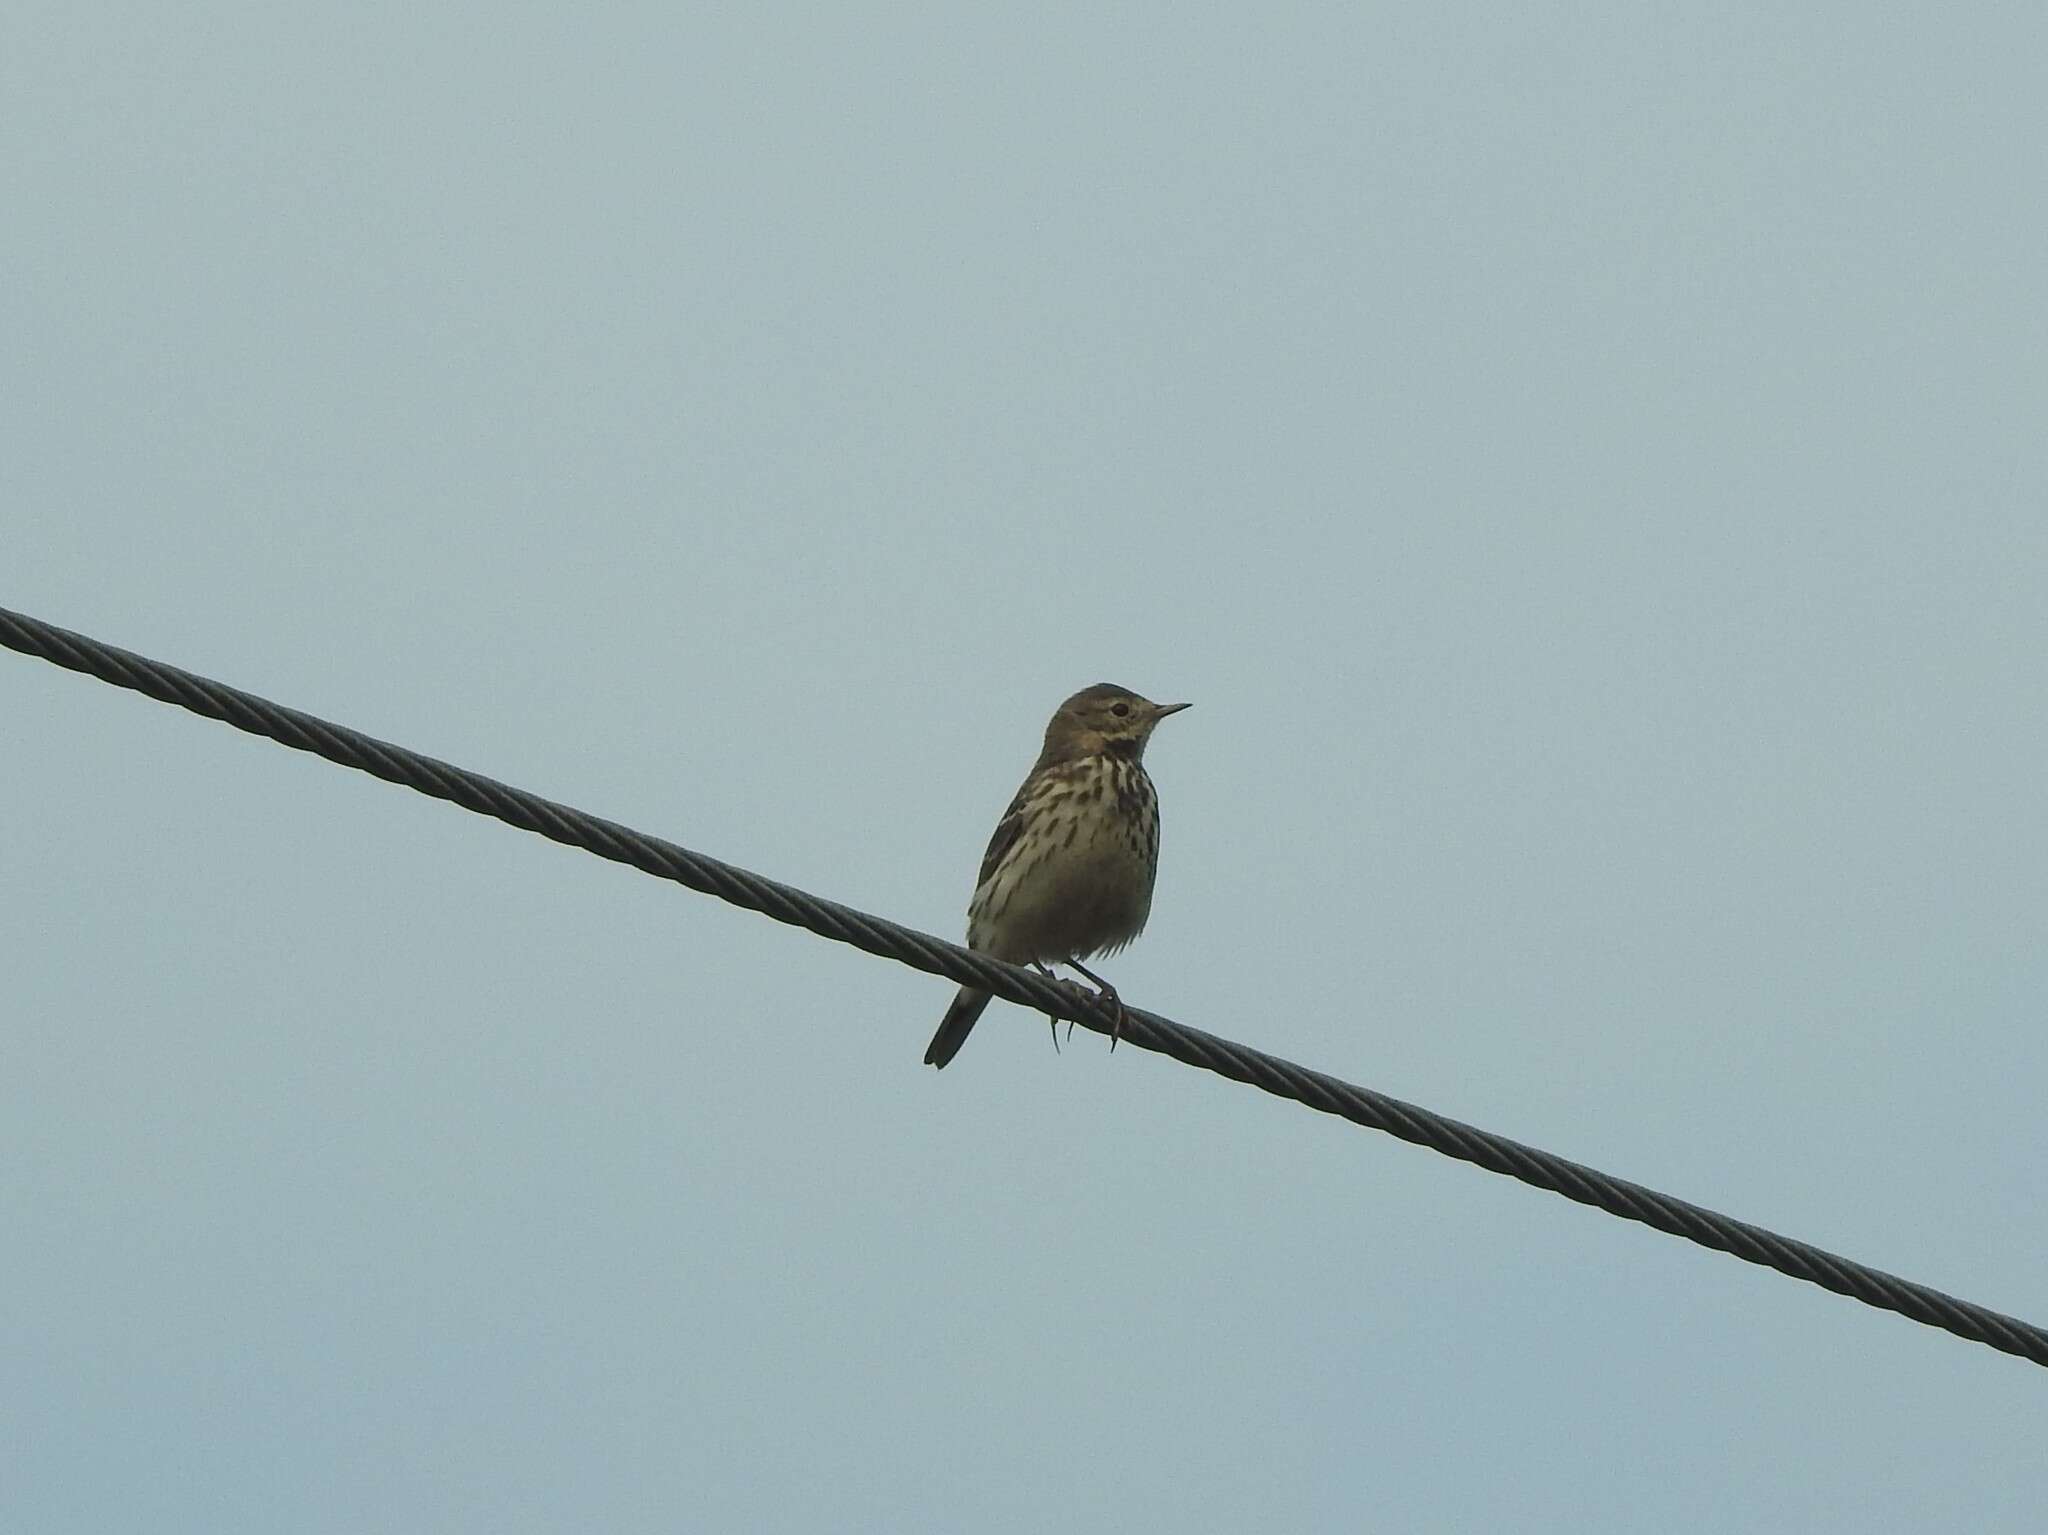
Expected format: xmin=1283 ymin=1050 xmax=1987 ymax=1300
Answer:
xmin=923 ymin=683 xmax=1190 ymax=1068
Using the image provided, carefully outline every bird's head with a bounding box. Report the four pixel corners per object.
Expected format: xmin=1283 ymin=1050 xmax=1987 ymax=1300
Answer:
xmin=1041 ymin=683 xmax=1190 ymax=763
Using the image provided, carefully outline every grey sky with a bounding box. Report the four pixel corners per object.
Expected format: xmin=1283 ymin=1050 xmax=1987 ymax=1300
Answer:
xmin=6 ymin=4 xmax=2045 ymax=1530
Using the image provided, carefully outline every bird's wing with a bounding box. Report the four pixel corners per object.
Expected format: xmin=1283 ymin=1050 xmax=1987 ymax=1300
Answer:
xmin=973 ymin=781 xmax=1032 ymax=893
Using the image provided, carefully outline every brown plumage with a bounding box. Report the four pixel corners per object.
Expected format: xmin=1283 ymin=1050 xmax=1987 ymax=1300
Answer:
xmin=923 ymin=683 xmax=1190 ymax=1069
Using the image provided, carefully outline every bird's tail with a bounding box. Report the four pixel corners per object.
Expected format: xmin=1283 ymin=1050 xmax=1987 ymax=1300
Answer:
xmin=923 ymin=986 xmax=992 ymax=1069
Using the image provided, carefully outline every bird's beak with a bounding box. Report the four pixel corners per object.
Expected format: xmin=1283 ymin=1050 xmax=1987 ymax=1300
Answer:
xmin=1152 ymin=701 xmax=1192 ymax=719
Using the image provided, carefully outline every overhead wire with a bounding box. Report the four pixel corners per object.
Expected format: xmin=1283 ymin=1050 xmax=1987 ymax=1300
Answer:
xmin=5 ymin=601 xmax=2042 ymax=1369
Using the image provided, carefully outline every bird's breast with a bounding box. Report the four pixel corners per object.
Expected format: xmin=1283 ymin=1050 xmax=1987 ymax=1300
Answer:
xmin=967 ymin=760 xmax=1161 ymax=963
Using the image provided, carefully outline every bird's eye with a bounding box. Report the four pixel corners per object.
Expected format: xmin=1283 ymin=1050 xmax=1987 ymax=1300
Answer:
xmin=1110 ymin=702 xmax=1130 ymax=717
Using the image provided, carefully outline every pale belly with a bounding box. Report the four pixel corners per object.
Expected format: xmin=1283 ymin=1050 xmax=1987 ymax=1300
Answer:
xmin=969 ymin=804 xmax=1156 ymax=964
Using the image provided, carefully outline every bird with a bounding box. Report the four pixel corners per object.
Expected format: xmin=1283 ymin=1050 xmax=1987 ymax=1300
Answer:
xmin=923 ymin=683 xmax=1190 ymax=1069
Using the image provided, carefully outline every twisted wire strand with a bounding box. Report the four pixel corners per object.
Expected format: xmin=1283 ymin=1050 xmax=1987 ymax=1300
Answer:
xmin=5 ymin=602 xmax=2042 ymax=1369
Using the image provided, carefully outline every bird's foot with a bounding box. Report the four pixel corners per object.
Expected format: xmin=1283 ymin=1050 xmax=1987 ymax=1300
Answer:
xmin=1063 ymin=961 xmax=1125 ymax=1052
xmin=1095 ymin=983 xmax=1125 ymax=1052
xmin=1031 ymin=962 xmax=1069 ymax=1054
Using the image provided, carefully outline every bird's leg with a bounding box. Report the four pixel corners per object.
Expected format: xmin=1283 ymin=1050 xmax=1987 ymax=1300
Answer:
xmin=1030 ymin=961 xmax=1065 ymax=1053
xmin=1064 ymin=958 xmax=1125 ymax=1051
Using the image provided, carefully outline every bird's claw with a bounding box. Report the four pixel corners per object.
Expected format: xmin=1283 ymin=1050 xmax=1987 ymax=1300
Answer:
xmin=1095 ymin=982 xmax=1125 ymax=1052
xmin=1034 ymin=961 xmax=1125 ymax=1056
xmin=1056 ymin=970 xmax=1124 ymax=1052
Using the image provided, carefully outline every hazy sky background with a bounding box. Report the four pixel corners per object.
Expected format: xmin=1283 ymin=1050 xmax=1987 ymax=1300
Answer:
xmin=6 ymin=5 xmax=2045 ymax=1530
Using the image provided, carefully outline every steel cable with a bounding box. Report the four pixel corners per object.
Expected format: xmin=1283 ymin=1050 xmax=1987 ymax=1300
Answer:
xmin=5 ymin=601 xmax=2043 ymax=1368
